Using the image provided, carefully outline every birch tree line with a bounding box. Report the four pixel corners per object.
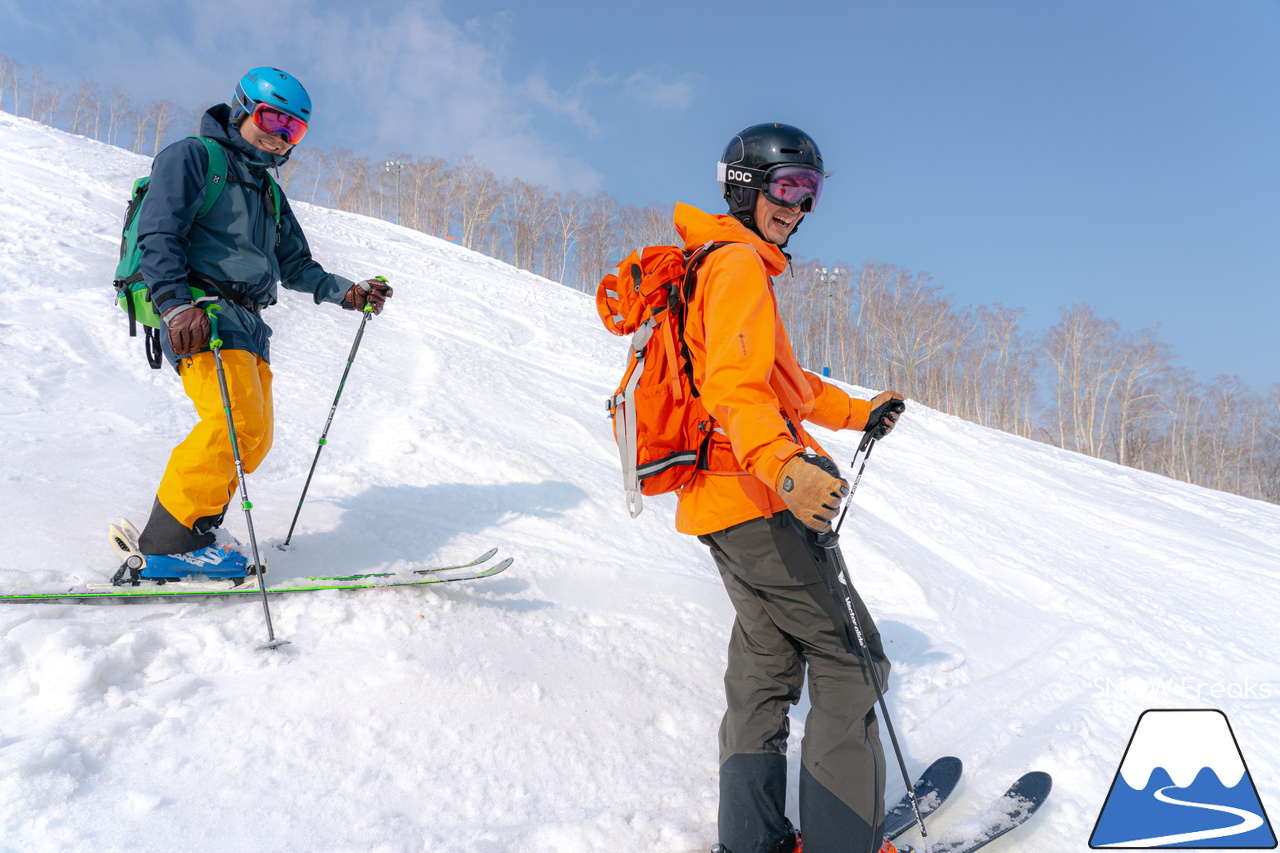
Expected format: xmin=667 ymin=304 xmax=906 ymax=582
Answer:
xmin=4 ymin=55 xmax=1277 ymax=503
xmin=775 ymin=262 xmax=1280 ymax=504
xmin=0 ymin=55 xmax=677 ymax=290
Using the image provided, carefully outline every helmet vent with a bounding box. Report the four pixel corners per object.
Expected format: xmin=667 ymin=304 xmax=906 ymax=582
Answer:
xmin=781 ymin=148 xmax=801 ymax=154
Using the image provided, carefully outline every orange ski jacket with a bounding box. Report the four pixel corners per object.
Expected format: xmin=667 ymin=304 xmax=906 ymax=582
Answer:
xmin=672 ymin=203 xmax=874 ymax=536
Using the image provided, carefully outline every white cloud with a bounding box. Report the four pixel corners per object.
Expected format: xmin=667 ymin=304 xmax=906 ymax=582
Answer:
xmin=11 ymin=0 xmax=605 ymax=192
xmin=624 ymin=71 xmax=698 ymax=111
xmin=522 ymin=73 xmax=601 ymax=137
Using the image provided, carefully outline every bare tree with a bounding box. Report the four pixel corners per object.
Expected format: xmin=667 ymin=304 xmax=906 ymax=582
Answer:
xmin=1109 ymin=329 xmax=1172 ymax=467
xmin=105 ymin=87 xmax=131 ymax=146
xmin=499 ymin=177 xmax=555 ymax=274
xmin=1043 ymin=304 xmax=1126 ymax=456
xmin=27 ymin=66 xmax=44 ymax=120
xmin=571 ymin=191 xmax=620 ymax=293
xmin=149 ymin=99 xmax=184 ymax=155
xmin=0 ymin=55 xmax=16 ymax=114
xmin=1160 ymin=369 xmax=1206 ymax=484
xmin=618 ymin=201 xmax=678 ymax=252
xmin=69 ymin=80 xmax=100 ymax=137
xmin=130 ymin=107 xmax=152 ymax=154
xmin=408 ymin=157 xmax=453 ymax=238
xmin=453 ymin=156 xmax=504 ymax=250
xmin=1201 ymin=375 xmax=1249 ymax=492
xmin=546 ymin=190 xmax=585 ymax=284
xmin=43 ymin=81 xmax=67 ymax=128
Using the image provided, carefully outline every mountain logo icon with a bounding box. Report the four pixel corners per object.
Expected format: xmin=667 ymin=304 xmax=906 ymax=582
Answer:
xmin=1090 ymin=709 xmax=1276 ymax=848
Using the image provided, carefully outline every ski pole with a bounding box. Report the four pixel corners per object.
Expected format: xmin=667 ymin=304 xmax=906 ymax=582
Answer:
xmin=807 ymin=442 xmax=935 ymax=853
xmin=831 ymin=430 xmax=877 ymax=536
xmin=206 ymin=304 xmax=289 ymax=651
xmin=281 ymin=276 xmax=385 ymax=548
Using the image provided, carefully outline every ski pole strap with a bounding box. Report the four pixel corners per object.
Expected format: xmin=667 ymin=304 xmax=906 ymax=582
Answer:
xmin=858 ymin=429 xmax=876 ymax=456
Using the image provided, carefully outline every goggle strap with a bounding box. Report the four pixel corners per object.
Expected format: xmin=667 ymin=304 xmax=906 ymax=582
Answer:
xmin=717 ymin=162 xmax=771 ymax=190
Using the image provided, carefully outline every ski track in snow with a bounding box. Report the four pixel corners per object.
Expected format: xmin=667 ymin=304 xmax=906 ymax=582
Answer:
xmin=2 ymin=112 xmax=1279 ymax=852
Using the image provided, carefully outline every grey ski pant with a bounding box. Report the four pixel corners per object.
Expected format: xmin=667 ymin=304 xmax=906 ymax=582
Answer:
xmin=699 ymin=512 xmax=889 ymax=853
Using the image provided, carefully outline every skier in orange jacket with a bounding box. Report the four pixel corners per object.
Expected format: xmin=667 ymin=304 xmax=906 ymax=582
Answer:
xmin=681 ymin=124 xmax=906 ymax=853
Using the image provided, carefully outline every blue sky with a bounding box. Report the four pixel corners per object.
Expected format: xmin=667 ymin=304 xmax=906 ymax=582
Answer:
xmin=5 ymin=0 xmax=1278 ymax=391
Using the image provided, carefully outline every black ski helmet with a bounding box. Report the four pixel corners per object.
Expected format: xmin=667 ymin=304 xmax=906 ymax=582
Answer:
xmin=718 ymin=123 xmax=825 ymax=231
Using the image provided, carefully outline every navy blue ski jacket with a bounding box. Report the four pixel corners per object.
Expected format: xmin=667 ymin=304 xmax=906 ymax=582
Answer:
xmin=137 ymin=104 xmax=353 ymax=367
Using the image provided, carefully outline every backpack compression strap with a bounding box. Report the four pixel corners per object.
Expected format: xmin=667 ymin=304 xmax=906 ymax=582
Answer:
xmin=192 ymin=136 xmax=228 ymax=218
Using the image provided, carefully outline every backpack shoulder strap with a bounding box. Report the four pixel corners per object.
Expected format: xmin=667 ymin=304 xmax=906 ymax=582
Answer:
xmin=193 ymin=136 xmax=227 ymax=219
xmin=674 ymin=240 xmax=733 ymax=397
xmin=263 ymin=171 xmax=283 ymax=225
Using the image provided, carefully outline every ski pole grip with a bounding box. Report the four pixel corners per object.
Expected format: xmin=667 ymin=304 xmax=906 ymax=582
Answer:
xmin=360 ymin=276 xmax=389 ymax=313
xmin=204 ymin=303 xmax=223 ymax=349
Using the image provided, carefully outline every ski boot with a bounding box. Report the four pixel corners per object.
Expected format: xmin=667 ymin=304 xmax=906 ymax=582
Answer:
xmin=139 ymin=541 xmax=251 ymax=578
xmin=108 ymin=519 xmax=259 ymax=585
xmin=711 ymin=821 xmax=802 ymax=853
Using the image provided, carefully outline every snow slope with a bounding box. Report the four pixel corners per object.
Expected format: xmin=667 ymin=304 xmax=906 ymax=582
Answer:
xmin=1 ymin=111 xmax=1277 ymax=852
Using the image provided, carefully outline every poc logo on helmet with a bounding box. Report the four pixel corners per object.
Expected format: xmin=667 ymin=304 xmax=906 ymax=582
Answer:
xmin=726 ymin=169 xmax=754 ymax=184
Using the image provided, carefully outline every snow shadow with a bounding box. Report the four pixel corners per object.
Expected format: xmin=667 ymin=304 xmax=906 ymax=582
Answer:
xmin=784 ymin=619 xmax=948 ymax=819
xmin=275 ymin=480 xmax=588 ymax=577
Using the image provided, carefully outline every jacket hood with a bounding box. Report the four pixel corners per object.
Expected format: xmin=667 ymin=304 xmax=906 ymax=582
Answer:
xmin=673 ymin=203 xmax=788 ymax=277
xmin=201 ymin=104 xmax=292 ymax=170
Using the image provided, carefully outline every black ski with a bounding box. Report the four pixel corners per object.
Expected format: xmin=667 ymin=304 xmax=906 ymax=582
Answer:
xmin=929 ymin=771 xmax=1053 ymax=853
xmin=885 ymin=756 xmax=964 ymax=840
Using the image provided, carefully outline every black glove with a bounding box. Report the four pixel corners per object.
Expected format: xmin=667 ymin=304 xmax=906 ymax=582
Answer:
xmin=865 ymin=391 xmax=906 ymax=439
xmin=343 ymin=278 xmax=394 ymax=314
xmin=163 ymin=303 xmax=210 ymax=356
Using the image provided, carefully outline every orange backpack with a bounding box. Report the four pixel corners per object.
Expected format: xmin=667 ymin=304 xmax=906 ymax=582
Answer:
xmin=596 ymin=241 xmax=725 ymax=517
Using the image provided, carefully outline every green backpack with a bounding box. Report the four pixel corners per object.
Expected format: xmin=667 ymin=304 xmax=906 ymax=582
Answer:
xmin=113 ymin=135 xmax=281 ymax=367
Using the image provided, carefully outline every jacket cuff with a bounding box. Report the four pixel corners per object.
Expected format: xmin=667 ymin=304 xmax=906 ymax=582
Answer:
xmin=755 ymin=441 xmax=804 ymax=493
xmin=846 ymin=397 xmax=874 ymax=431
xmin=152 ymin=286 xmax=195 ymax=315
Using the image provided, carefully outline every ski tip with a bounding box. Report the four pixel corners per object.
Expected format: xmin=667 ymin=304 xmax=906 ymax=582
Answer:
xmin=486 ymin=557 xmax=514 ymax=575
xmin=1015 ymin=770 xmax=1053 ymax=799
xmin=477 ymin=547 xmax=500 ymax=563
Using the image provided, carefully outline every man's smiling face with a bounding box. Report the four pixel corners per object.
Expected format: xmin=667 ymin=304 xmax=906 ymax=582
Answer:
xmin=753 ymin=192 xmax=802 ymax=245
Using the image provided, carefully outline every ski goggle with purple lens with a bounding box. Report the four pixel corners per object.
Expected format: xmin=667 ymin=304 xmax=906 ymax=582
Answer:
xmin=718 ymin=162 xmax=825 ymax=212
xmin=251 ymin=102 xmax=308 ymax=145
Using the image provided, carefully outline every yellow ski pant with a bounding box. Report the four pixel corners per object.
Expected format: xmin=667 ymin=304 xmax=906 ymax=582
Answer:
xmin=156 ymin=350 xmax=274 ymax=529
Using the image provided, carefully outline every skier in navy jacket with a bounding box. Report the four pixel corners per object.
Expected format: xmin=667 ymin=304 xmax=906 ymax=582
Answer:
xmin=132 ymin=67 xmax=392 ymax=577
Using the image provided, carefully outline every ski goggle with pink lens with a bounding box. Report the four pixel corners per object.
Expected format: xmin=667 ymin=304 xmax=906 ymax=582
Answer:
xmin=251 ymin=102 xmax=308 ymax=145
xmin=718 ymin=162 xmax=825 ymax=212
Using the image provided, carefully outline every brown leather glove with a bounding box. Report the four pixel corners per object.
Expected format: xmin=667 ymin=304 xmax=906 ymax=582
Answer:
xmin=865 ymin=391 xmax=906 ymax=438
xmin=342 ymin=278 xmax=394 ymax=314
xmin=162 ymin=303 xmax=210 ymax=356
xmin=775 ymin=454 xmax=849 ymax=534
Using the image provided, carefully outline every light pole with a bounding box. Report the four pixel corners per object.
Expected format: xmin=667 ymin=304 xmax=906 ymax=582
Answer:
xmin=818 ymin=266 xmax=841 ymax=377
xmin=384 ymin=160 xmax=404 ymax=225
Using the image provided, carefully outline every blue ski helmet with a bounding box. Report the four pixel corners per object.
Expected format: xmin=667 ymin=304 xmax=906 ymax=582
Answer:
xmin=231 ymin=67 xmax=312 ymax=123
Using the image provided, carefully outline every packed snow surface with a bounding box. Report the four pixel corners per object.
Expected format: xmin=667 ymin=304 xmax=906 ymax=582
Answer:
xmin=2 ymin=112 xmax=1278 ymax=852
